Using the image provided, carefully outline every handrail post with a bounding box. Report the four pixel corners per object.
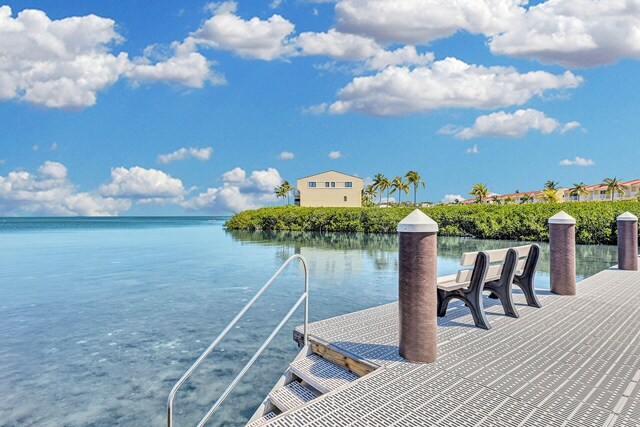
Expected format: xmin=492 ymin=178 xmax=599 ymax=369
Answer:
xmin=303 ymin=257 xmax=309 ymax=347
xmin=167 ymin=254 xmax=309 ymax=427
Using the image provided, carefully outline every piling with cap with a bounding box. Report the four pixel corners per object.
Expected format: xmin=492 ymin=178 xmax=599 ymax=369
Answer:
xmin=397 ymin=209 xmax=438 ymax=363
xmin=549 ymin=211 xmax=576 ymax=296
xmin=617 ymin=212 xmax=638 ymax=271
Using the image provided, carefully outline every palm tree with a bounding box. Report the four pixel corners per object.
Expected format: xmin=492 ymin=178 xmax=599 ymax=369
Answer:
xmin=362 ymin=184 xmax=376 ymax=206
xmin=391 ymin=176 xmax=409 ymax=204
xmin=380 ymin=177 xmax=392 ymax=204
xmin=469 ymin=183 xmax=490 ymax=203
xmin=520 ymin=194 xmax=533 ymax=204
xmin=541 ymin=188 xmax=561 ymax=203
xmin=504 ymin=196 xmax=514 ymax=204
xmin=568 ymin=182 xmax=589 ymax=202
xmin=603 ymin=177 xmax=625 ymax=201
xmin=544 ymin=180 xmax=560 ymax=191
xmin=274 ymin=185 xmax=286 ymax=204
xmin=491 ymin=195 xmax=501 ymax=204
xmin=405 ymin=170 xmax=425 ymax=206
xmin=372 ymin=173 xmax=385 ymax=204
xmin=281 ymin=181 xmax=293 ymax=205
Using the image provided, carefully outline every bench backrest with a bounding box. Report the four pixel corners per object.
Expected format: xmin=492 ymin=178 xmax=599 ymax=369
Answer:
xmin=460 ymin=244 xmax=533 ymax=267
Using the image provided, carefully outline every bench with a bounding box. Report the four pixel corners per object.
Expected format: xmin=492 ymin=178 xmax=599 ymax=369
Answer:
xmin=437 ymin=248 xmax=518 ymax=330
xmin=436 ymin=244 xmax=541 ymax=330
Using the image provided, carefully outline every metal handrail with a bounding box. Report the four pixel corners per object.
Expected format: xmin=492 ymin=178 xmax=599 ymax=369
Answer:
xmin=167 ymin=254 xmax=309 ymax=427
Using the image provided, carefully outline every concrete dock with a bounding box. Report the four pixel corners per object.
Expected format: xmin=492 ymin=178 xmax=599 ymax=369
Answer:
xmin=263 ymin=266 xmax=640 ymax=426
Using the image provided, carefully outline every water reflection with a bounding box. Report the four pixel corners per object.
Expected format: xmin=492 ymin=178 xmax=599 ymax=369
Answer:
xmin=227 ymin=230 xmax=618 ymax=282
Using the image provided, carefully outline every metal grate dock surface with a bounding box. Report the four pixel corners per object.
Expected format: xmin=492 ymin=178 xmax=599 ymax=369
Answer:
xmin=266 ymin=267 xmax=640 ymax=426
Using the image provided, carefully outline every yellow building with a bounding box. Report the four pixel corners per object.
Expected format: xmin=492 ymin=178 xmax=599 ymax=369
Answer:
xmin=295 ymin=171 xmax=363 ymax=207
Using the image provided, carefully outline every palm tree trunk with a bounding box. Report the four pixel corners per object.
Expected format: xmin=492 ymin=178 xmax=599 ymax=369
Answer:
xmin=414 ymin=184 xmax=417 ymax=206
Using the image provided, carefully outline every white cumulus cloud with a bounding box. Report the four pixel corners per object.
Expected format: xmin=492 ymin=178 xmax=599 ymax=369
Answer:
xmin=127 ymin=39 xmax=224 ymax=88
xmin=295 ymin=29 xmax=380 ymax=61
xmin=328 ymin=150 xmax=342 ymax=159
xmin=0 ymin=6 xmax=129 ymax=109
xmin=99 ymin=166 xmax=186 ymax=203
xmin=559 ymin=156 xmax=594 ymax=166
xmin=193 ymin=1 xmax=295 ymax=60
xmin=278 ymin=151 xmax=295 ymax=160
xmin=157 ymin=147 xmax=213 ymax=164
xmin=466 ymin=144 xmax=479 ymax=154
xmin=294 ymin=29 xmax=433 ymax=71
xmin=0 ymin=161 xmax=129 ymax=216
xmin=334 ymin=0 xmax=523 ymax=45
xmin=489 ymin=0 xmax=640 ymax=67
xmin=561 ymin=121 xmax=582 ymax=134
xmin=332 ymin=0 xmax=640 ymax=68
xmin=0 ymin=6 xmax=221 ymax=109
xmin=182 ymin=166 xmax=282 ymax=214
xmin=324 ymin=59 xmax=582 ymax=116
xmin=443 ymin=109 xmax=580 ymax=139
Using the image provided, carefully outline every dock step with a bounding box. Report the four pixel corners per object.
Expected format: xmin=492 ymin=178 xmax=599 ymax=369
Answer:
xmin=246 ymin=411 xmax=277 ymax=427
xmin=289 ymin=354 xmax=359 ymax=394
xmin=268 ymin=381 xmax=320 ymax=412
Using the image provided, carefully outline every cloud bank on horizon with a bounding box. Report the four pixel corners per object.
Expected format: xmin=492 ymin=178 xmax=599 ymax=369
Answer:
xmin=1 ymin=0 xmax=638 ymax=215
xmin=0 ymin=161 xmax=281 ymax=216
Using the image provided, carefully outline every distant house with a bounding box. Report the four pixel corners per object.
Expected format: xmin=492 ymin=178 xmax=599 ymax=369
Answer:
xmin=460 ymin=179 xmax=640 ymax=204
xmin=295 ymin=171 xmax=363 ymax=207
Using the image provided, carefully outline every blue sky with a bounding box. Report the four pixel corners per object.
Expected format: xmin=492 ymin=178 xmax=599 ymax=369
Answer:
xmin=1 ymin=0 xmax=639 ymax=215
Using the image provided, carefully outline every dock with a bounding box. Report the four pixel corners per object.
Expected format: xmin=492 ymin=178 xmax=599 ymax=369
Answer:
xmin=262 ymin=266 xmax=640 ymax=426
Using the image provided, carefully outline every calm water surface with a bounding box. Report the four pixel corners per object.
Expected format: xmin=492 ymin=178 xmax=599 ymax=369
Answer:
xmin=0 ymin=218 xmax=618 ymax=426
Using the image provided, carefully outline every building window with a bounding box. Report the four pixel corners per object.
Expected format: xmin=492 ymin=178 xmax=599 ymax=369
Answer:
xmin=345 ymin=182 xmax=352 ymax=188
xmin=325 ymin=182 xmax=330 ymax=187
xmin=344 ymin=196 xmax=348 ymax=202
xmin=331 ymin=182 xmax=336 ymax=188
xmin=308 ymin=182 xmax=316 ymax=188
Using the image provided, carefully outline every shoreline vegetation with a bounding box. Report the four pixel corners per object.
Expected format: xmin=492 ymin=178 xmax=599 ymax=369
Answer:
xmin=224 ymin=201 xmax=640 ymax=245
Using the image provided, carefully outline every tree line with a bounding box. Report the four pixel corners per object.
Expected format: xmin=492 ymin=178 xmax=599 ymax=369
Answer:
xmin=364 ymin=171 xmax=425 ymax=206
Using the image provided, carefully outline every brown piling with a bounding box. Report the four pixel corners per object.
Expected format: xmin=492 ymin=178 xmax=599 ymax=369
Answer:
xmin=617 ymin=212 xmax=638 ymax=271
xmin=549 ymin=211 xmax=577 ymax=296
xmin=397 ymin=209 xmax=438 ymax=363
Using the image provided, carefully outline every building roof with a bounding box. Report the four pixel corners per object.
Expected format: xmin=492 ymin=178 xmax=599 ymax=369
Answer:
xmin=297 ymin=170 xmax=364 ymax=181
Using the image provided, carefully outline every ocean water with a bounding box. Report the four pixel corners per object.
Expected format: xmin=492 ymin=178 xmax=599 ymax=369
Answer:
xmin=0 ymin=218 xmax=618 ymax=426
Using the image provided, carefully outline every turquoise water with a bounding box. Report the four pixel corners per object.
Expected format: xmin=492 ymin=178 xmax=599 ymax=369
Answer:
xmin=0 ymin=218 xmax=617 ymax=426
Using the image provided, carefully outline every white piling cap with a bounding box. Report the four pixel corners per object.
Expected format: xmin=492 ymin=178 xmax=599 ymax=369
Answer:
xmin=617 ymin=211 xmax=638 ymax=222
xmin=397 ymin=209 xmax=439 ymax=233
xmin=549 ymin=211 xmax=576 ymax=225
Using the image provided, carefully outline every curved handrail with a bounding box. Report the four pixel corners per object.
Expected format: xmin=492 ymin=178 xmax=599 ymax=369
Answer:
xmin=167 ymin=254 xmax=309 ymax=427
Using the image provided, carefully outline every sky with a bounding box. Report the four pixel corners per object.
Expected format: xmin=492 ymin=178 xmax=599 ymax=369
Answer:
xmin=1 ymin=0 xmax=640 ymax=216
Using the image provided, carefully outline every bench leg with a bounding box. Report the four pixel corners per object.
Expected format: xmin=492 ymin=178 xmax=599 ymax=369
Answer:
xmin=437 ymin=290 xmax=450 ymax=317
xmin=485 ymin=282 xmax=519 ymax=318
xmin=464 ymin=288 xmax=491 ymax=330
xmin=514 ymin=275 xmax=542 ymax=308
